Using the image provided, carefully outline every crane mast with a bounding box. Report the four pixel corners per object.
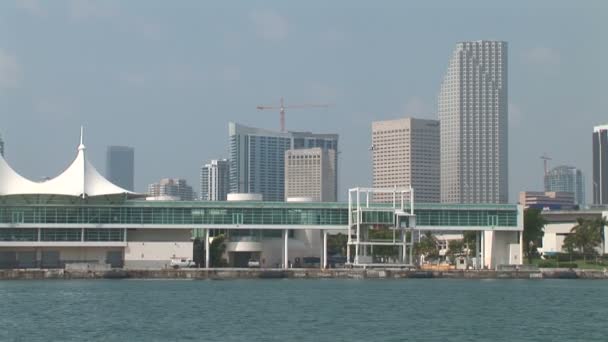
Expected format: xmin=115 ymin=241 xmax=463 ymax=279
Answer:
xmin=256 ymin=97 xmax=330 ymax=132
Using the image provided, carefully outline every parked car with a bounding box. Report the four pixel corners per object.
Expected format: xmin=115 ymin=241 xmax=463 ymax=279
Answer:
xmin=247 ymin=259 xmax=261 ymax=268
xmin=170 ymin=258 xmax=195 ymax=269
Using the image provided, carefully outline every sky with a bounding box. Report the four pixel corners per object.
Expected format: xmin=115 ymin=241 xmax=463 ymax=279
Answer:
xmin=0 ymin=0 xmax=607 ymax=202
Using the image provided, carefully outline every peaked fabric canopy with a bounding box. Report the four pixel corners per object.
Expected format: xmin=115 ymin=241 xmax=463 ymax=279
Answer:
xmin=0 ymin=128 xmax=137 ymax=198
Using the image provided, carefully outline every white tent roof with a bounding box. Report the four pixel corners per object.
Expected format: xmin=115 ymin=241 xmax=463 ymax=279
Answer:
xmin=0 ymin=128 xmax=137 ymax=198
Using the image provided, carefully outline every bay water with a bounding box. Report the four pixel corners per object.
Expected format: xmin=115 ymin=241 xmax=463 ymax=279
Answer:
xmin=1 ymin=279 xmax=607 ymax=341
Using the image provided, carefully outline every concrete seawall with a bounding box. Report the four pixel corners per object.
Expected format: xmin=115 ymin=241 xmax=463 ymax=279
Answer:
xmin=1 ymin=268 xmax=608 ymax=280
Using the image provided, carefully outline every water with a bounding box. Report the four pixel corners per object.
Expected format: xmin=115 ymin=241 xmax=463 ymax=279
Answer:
xmin=1 ymin=279 xmax=607 ymax=342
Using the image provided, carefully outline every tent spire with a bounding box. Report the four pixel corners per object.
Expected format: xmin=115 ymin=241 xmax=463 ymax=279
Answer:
xmin=78 ymin=126 xmax=85 ymax=151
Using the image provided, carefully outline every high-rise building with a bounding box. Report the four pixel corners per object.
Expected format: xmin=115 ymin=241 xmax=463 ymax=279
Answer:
xmin=0 ymin=133 xmax=4 ymax=157
xmin=544 ymin=165 xmax=585 ymax=206
xmin=147 ymin=178 xmax=195 ymax=201
xmin=200 ymin=159 xmax=230 ymax=201
xmin=229 ymin=122 xmax=338 ymax=202
xmin=593 ymin=124 xmax=608 ymax=204
xmin=371 ymin=118 xmax=440 ymax=203
xmin=106 ymin=146 xmax=134 ymax=191
xmin=439 ymin=40 xmax=508 ymax=203
xmin=285 ymin=148 xmax=336 ymax=202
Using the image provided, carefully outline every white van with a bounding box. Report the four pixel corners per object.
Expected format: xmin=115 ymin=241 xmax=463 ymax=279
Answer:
xmin=170 ymin=258 xmax=195 ymax=269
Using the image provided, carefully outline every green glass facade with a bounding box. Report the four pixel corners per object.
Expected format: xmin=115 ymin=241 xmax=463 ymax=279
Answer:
xmin=0 ymin=200 xmax=518 ymax=228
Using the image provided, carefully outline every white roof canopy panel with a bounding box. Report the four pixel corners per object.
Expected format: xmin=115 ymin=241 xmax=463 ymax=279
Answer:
xmin=0 ymin=128 xmax=137 ymax=198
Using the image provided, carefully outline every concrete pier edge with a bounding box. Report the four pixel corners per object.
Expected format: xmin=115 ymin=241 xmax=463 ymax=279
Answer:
xmin=1 ymin=268 xmax=608 ymax=280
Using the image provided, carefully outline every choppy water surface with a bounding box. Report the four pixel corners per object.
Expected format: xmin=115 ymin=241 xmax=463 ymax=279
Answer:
xmin=1 ymin=279 xmax=607 ymax=341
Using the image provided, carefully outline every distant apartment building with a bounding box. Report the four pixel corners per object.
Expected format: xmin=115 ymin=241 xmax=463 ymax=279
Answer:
xmin=544 ymin=165 xmax=585 ymax=206
xmin=285 ymin=148 xmax=336 ymax=202
xmin=106 ymin=146 xmax=135 ymax=191
xmin=593 ymin=124 xmax=608 ymax=205
xmin=371 ymin=118 xmax=440 ymax=203
xmin=519 ymin=191 xmax=576 ymax=210
xmin=200 ymin=159 xmax=230 ymax=201
xmin=147 ymin=178 xmax=195 ymax=201
xmin=0 ymin=133 xmax=4 ymax=157
xmin=439 ymin=40 xmax=508 ymax=203
xmin=229 ymin=122 xmax=338 ymax=202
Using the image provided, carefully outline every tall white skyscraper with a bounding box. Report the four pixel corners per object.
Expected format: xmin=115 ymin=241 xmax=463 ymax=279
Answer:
xmin=371 ymin=118 xmax=440 ymax=203
xmin=200 ymin=159 xmax=230 ymax=201
xmin=439 ymin=40 xmax=508 ymax=203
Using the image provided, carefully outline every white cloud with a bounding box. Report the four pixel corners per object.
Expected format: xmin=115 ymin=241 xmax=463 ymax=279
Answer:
xmin=15 ymin=0 xmax=45 ymax=16
xmin=68 ymin=0 xmax=117 ymax=20
xmin=509 ymin=102 xmax=523 ymax=127
xmin=249 ymin=9 xmax=289 ymax=42
xmin=522 ymin=47 xmax=561 ymax=68
xmin=0 ymin=50 xmax=21 ymax=89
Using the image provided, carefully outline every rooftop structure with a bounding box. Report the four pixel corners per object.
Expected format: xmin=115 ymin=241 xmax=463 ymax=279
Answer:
xmin=0 ymin=128 xmax=137 ymax=199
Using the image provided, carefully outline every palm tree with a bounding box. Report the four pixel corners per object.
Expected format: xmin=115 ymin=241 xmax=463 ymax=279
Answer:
xmin=591 ymin=216 xmax=608 ymax=255
xmin=414 ymin=232 xmax=439 ymax=264
xmin=523 ymin=208 xmax=547 ymax=263
xmin=569 ymin=218 xmax=601 ymax=262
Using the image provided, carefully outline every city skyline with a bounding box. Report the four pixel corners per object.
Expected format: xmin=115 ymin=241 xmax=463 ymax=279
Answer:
xmin=0 ymin=1 xmax=606 ymax=202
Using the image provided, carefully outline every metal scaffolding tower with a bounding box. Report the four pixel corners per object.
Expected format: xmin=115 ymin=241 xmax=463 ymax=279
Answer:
xmin=347 ymin=187 xmax=416 ymax=267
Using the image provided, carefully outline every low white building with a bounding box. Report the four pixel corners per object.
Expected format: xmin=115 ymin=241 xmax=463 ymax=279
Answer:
xmin=540 ymin=210 xmax=608 ymax=254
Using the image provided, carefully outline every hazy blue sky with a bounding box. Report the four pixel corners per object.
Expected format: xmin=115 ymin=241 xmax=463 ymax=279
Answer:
xmin=1 ymin=0 xmax=606 ymax=202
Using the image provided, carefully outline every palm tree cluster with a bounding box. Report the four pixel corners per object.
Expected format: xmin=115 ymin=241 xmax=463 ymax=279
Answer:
xmin=562 ymin=217 xmax=607 ymax=261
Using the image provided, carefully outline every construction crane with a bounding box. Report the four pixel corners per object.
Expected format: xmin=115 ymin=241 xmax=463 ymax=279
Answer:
xmin=256 ymin=97 xmax=330 ymax=133
xmin=540 ymin=153 xmax=552 ymax=175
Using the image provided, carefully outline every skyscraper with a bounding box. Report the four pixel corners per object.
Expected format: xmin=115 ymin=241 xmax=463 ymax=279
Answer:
xmin=593 ymin=124 xmax=608 ymax=205
xmin=147 ymin=178 xmax=195 ymax=201
xmin=439 ymin=40 xmax=508 ymax=203
xmin=372 ymin=118 xmax=440 ymax=203
xmin=200 ymin=159 xmax=230 ymax=201
xmin=229 ymin=122 xmax=338 ymax=202
xmin=285 ymin=148 xmax=336 ymax=202
xmin=106 ymin=146 xmax=134 ymax=191
xmin=544 ymin=165 xmax=585 ymax=206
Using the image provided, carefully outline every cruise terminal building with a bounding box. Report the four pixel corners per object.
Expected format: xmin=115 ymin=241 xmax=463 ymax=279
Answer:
xmin=0 ymin=133 xmax=524 ymax=270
